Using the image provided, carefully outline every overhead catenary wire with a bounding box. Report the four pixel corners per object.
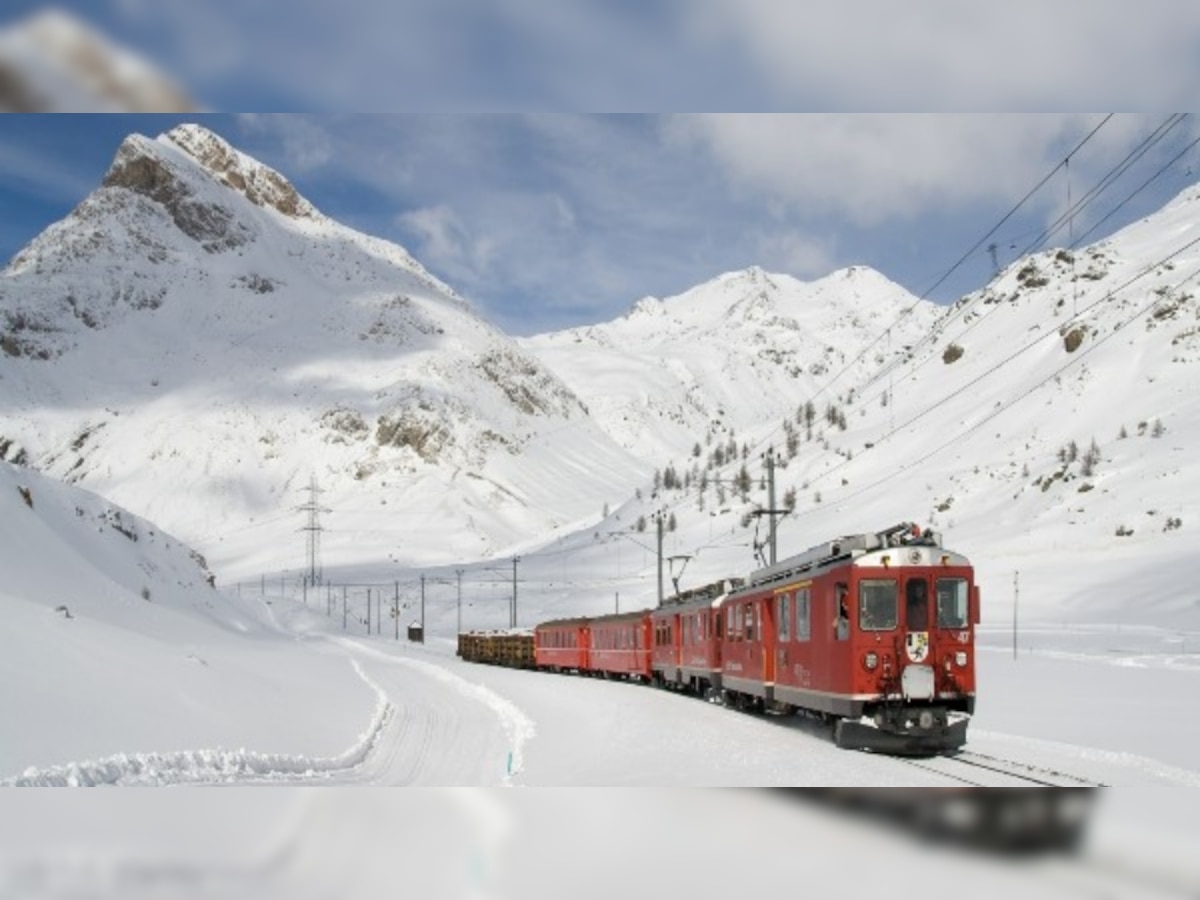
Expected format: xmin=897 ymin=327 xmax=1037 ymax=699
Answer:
xmin=825 ymin=114 xmax=1197 ymax=429
xmin=801 ymin=115 xmax=1116 ymax=413
xmin=786 ymin=250 xmax=1200 ymax=522
xmin=639 ymin=117 xmax=1196 ymax=554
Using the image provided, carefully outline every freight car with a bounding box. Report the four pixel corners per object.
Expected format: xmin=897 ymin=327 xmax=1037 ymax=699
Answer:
xmin=459 ymin=521 xmax=979 ymax=756
xmin=456 ymin=629 xmax=535 ymax=669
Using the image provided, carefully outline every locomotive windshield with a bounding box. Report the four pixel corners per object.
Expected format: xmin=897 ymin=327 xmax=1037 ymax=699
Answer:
xmin=859 ymin=579 xmax=898 ymax=631
xmin=936 ymin=578 xmax=969 ymax=629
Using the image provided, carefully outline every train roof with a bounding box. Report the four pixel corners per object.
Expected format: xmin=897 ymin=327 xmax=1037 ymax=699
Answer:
xmin=741 ymin=521 xmax=970 ymax=591
xmin=654 ymin=577 xmax=745 ymax=614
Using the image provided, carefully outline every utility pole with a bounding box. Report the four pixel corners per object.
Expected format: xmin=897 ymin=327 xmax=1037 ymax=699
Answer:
xmin=421 ymin=575 xmax=427 ymax=633
xmin=367 ymin=588 xmax=372 ymax=635
xmin=511 ymin=557 xmax=520 ymax=628
xmin=394 ymin=582 xmax=400 ymax=641
xmin=295 ymin=474 xmax=330 ymax=588
xmin=456 ymin=569 xmax=464 ymax=635
xmin=656 ymin=512 xmax=665 ymax=607
xmin=765 ymin=447 xmax=778 ymax=565
xmin=754 ymin=447 xmax=787 ymax=567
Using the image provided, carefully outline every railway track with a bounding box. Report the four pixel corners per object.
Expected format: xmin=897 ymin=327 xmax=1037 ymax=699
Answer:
xmin=901 ymin=750 xmax=1109 ymax=788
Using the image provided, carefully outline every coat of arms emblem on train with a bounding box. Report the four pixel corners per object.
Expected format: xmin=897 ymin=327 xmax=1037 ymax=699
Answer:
xmin=906 ymin=631 xmax=930 ymax=663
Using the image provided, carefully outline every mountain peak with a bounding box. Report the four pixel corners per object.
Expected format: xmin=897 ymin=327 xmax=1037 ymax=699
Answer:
xmin=161 ymin=124 xmax=317 ymax=220
xmin=100 ymin=124 xmax=317 ymax=231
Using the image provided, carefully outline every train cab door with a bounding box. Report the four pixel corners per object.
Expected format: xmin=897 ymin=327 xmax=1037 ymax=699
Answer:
xmin=815 ymin=580 xmax=850 ymax=696
xmin=773 ymin=590 xmax=790 ymax=688
xmin=902 ymin=576 xmax=934 ymax=700
xmin=673 ymin=612 xmax=683 ymax=672
xmin=744 ymin=598 xmax=763 ymax=683
xmin=761 ymin=596 xmax=776 ymax=686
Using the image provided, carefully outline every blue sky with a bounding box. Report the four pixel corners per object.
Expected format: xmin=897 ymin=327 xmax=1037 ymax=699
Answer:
xmin=7 ymin=1 xmax=1200 ymax=112
xmin=3 ymin=114 xmax=1200 ymax=335
xmin=5 ymin=5 xmax=1200 ymax=333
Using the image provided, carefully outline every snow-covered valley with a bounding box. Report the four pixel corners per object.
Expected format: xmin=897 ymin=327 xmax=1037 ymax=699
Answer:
xmin=1 ymin=123 xmax=1198 ymax=819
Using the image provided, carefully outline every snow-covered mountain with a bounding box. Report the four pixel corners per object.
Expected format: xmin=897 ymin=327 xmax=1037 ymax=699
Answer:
xmin=3 ymin=122 xmax=1199 ymax=633
xmin=514 ymin=182 xmax=1200 ymax=629
xmin=0 ymin=124 xmax=637 ymax=576
xmin=3 ymin=126 xmax=1200 ymax=794
xmin=521 ymin=264 xmax=939 ymax=462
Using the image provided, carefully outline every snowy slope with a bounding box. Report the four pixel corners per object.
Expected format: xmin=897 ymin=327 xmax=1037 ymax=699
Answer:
xmin=0 ymin=124 xmax=639 ymax=577
xmin=0 ymin=461 xmax=379 ymax=776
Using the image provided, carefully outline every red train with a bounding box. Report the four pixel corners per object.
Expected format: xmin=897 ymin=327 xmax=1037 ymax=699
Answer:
xmin=463 ymin=522 xmax=979 ymax=755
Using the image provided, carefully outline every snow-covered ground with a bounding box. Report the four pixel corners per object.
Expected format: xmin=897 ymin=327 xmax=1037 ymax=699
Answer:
xmin=3 ymin=123 xmax=1200 ymax=897
xmin=0 ymin=790 xmax=1187 ymax=900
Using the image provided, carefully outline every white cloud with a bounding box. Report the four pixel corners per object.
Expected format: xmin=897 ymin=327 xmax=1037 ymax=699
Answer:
xmin=236 ymin=114 xmax=332 ymax=173
xmin=398 ymin=204 xmax=484 ymax=273
xmin=684 ymin=0 xmax=1200 ymax=108
xmin=668 ymin=115 xmax=1151 ymax=227
xmin=754 ymin=230 xmax=836 ymax=278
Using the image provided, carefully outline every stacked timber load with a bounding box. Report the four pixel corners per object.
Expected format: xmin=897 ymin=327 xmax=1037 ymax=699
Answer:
xmin=458 ymin=630 xmax=534 ymax=668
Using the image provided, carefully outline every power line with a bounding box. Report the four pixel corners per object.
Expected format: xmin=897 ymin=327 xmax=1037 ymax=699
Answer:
xmin=829 ymin=115 xmax=1194 ymax=428
xmin=784 ymin=231 xmax=1200 ymax=514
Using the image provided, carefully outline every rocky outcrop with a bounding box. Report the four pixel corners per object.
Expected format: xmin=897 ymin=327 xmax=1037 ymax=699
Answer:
xmin=102 ymin=135 xmax=249 ymax=253
xmin=164 ymin=124 xmax=317 ymax=220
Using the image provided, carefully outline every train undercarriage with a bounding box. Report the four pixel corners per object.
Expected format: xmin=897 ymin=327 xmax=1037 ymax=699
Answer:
xmin=834 ymin=705 xmax=970 ymax=756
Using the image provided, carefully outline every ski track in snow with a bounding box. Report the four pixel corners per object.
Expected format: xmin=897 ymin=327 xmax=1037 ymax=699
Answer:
xmin=2 ymin=634 xmax=537 ymax=788
xmin=335 ymin=637 xmax=537 ymax=784
xmin=0 ymin=659 xmax=393 ymax=787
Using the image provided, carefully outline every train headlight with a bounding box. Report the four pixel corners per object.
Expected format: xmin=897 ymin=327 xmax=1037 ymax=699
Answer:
xmin=918 ymin=709 xmax=935 ymax=730
xmin=864 ymin=652 xmax=879 ymax=671
xmin=955 ymin=651 xmax=968 ymax=668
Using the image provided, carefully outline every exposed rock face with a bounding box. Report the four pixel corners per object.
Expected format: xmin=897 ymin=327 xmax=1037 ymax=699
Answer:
xmin=164 ymin=124 xmax=316 ymax=220
xmin=102 ymin=135 xmax=249 ymax=253
xmin=98 ymin=124 xmax=318 ymax=253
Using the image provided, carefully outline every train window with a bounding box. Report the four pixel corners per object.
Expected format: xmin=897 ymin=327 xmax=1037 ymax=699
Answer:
xmin=745 ymin=603 xmax=755 ymax=641
xmin=936 ymin=579 xmax=969 ymax=628
xmin=778 ymin=593 xmax=791 ymax=641
xmin=859 ymin=580 xmax=898 ymax=631
xmin=716 ymin=612 xmax=723 ymax=640
xmin=906 ymin=578 xmax=930 ymax=632
xmin=797 ymin=588 xmax=811 ymax=641
xmin=834 ymin=583 xmax=850 ymax=640
xmin=734 ymin=605 xmax=743 ymax=640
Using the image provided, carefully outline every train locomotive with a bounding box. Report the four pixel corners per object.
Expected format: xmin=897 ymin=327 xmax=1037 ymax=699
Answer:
xmin=459 ymin=522 xmax=979 ymax=756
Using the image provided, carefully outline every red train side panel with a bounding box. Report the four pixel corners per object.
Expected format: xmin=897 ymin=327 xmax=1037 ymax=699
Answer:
xmin=587 ymin=611 xmax=652 ymax=681
xmin=535 ymin=617 xmax=590 ymax=672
